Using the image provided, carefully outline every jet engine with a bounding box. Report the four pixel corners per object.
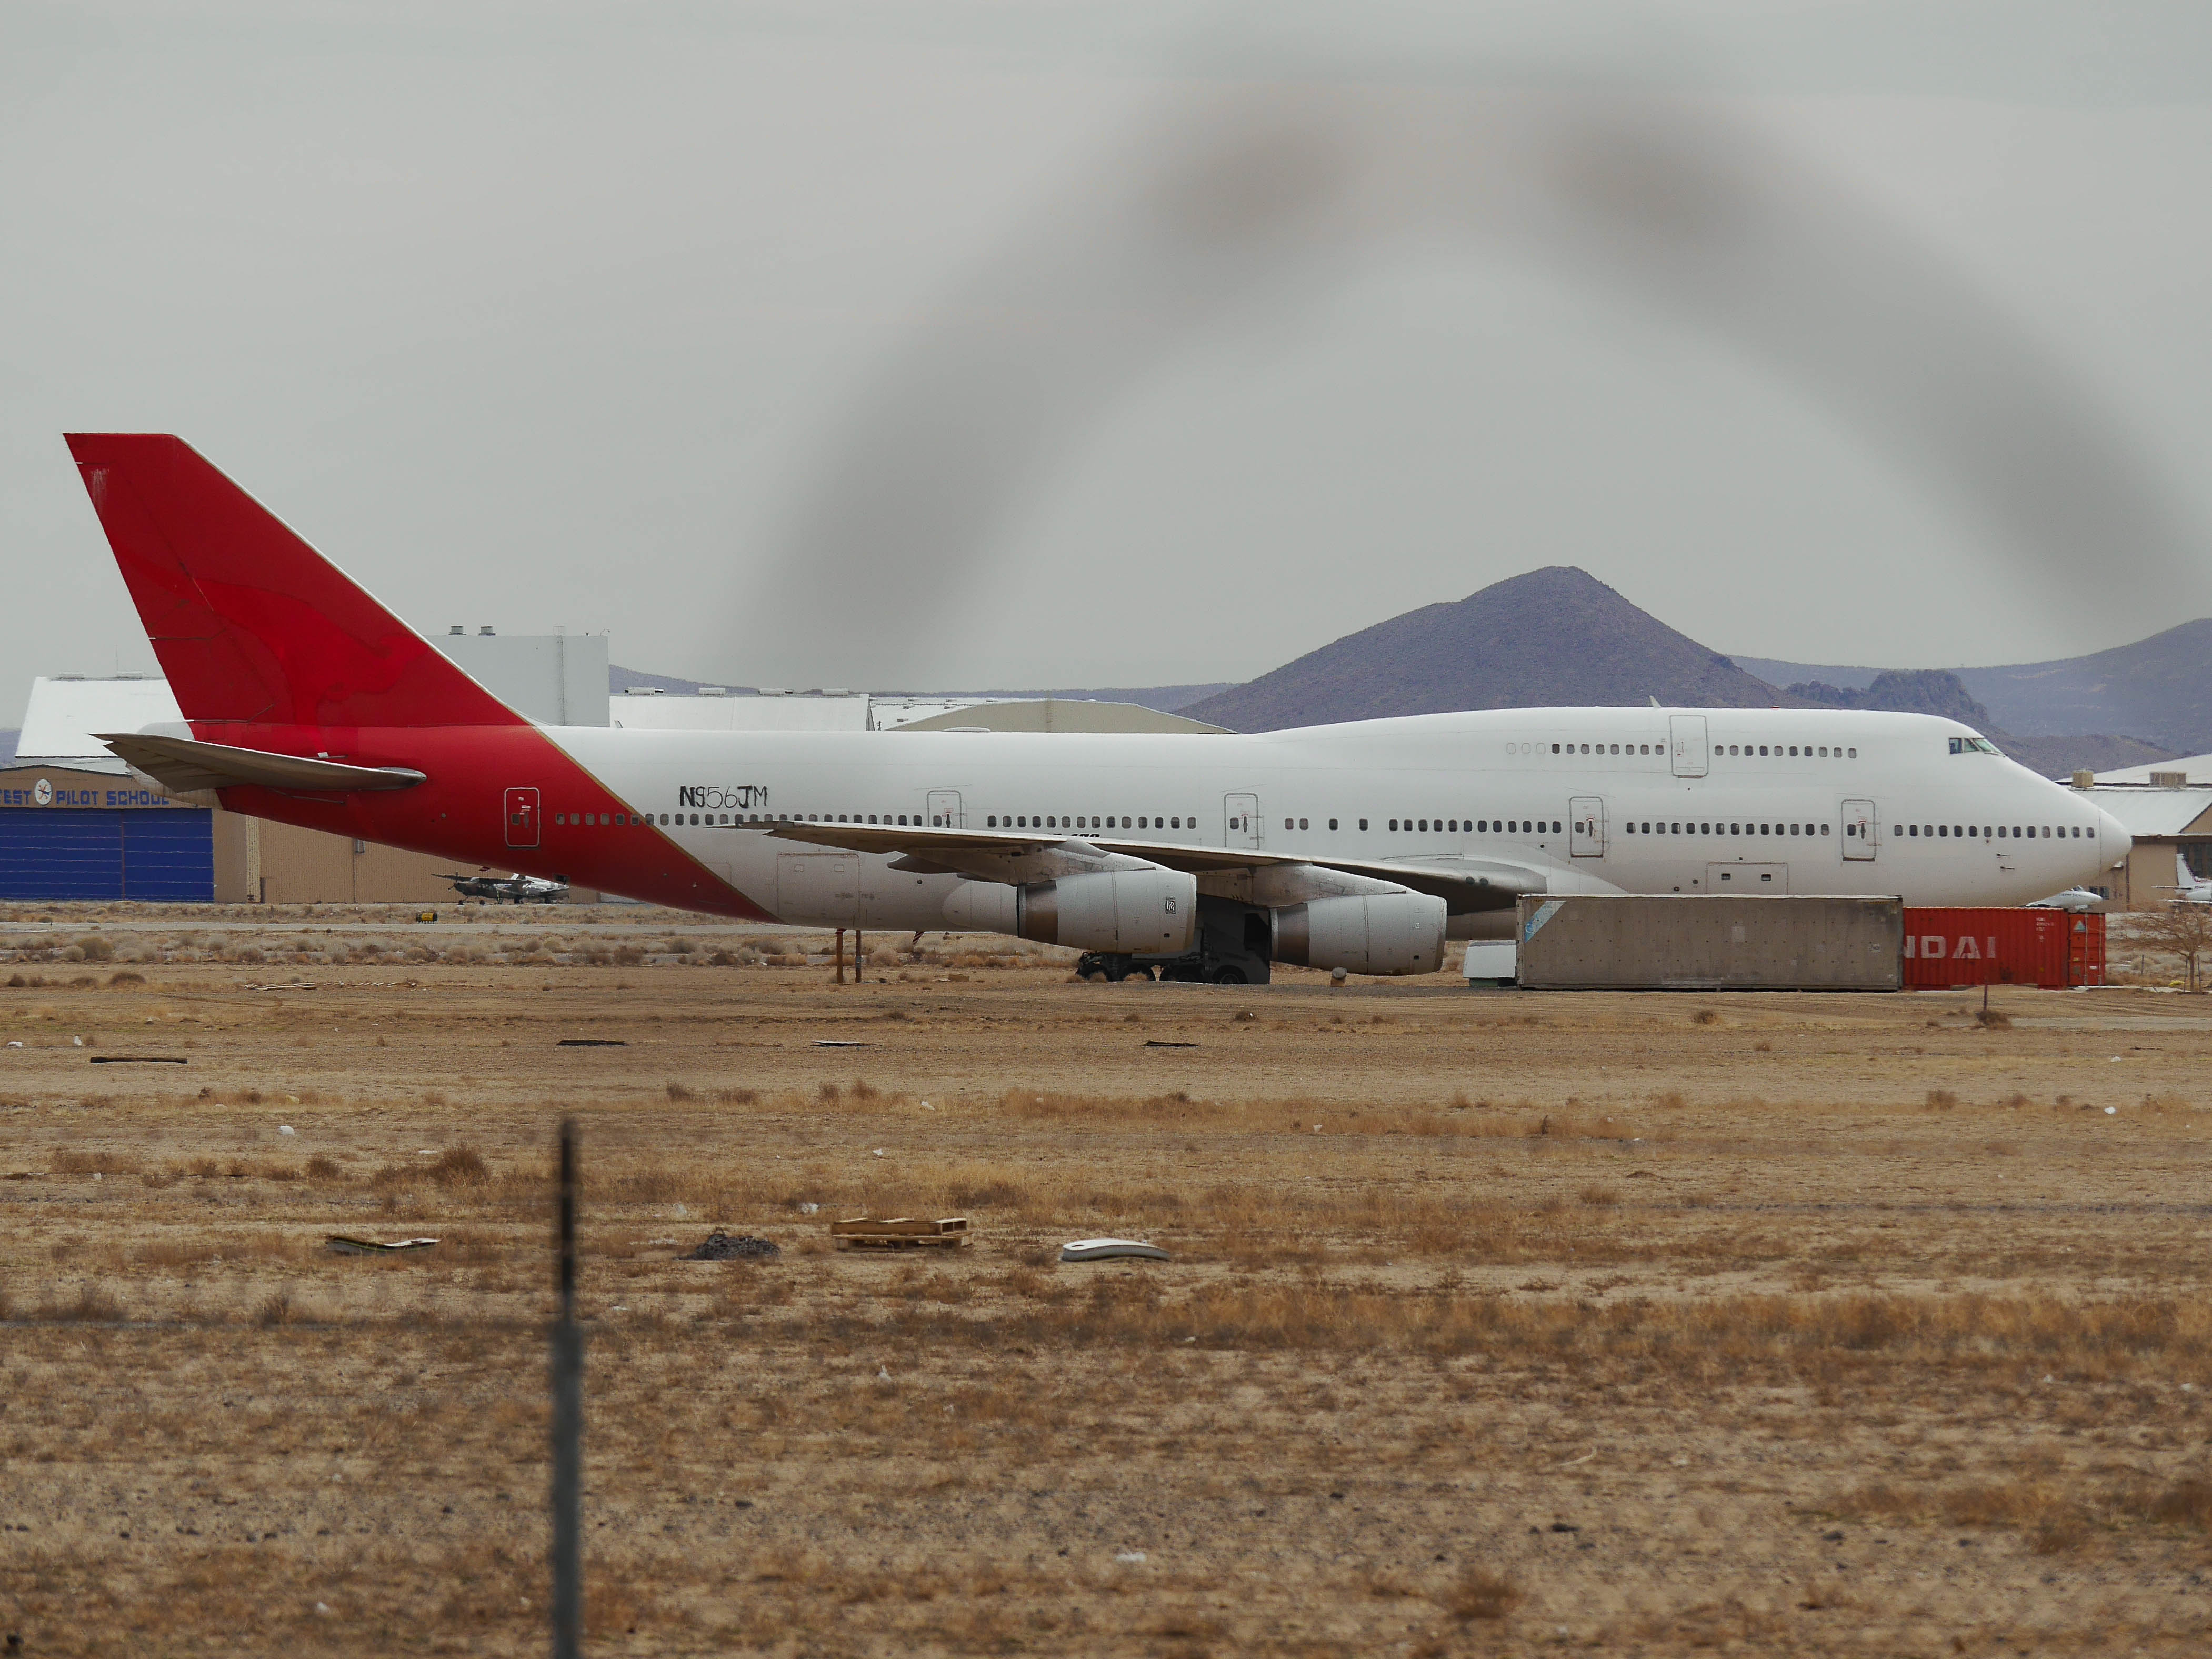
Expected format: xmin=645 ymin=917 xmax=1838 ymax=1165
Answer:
xmin=943 ymin=868 xmax=1197 ymax=954
xmin=1271 ymin=892 xmax=1447 ymax=976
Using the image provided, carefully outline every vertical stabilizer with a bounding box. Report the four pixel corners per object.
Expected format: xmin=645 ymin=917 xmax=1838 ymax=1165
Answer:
xmin=64 ymin=434 xmax=524 ymax=732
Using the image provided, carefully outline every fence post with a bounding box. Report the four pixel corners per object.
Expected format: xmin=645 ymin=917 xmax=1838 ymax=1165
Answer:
xmin=551 ymin=1118 xmax=583 ymax=1658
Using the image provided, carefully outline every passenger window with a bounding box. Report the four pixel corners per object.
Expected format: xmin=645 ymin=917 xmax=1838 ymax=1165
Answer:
xmin=1300 ymin=817 xmax=1309 ymax=830
xmin=1848 ymin=748 xmax=1857 ymax=758
xmin=1389 ymin=819 xmax=1398 ymax=831
xmin=1171 ymin=817 xmax=1181 ymax=829
xmin=1359 ymin=819 xmax=1368 ymax=830
xmin=1328 ymin=818 xmax=1338 ymax=830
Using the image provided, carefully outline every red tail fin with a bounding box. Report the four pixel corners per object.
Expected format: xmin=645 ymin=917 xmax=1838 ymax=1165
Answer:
xmin=64 ymin=434 xmax=524 ymax=731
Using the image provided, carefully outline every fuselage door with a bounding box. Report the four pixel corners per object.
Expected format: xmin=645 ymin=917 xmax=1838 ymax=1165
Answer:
xmin=1225 ymin=793 xmax=1260 ymax=850
xmin=504 ymin=786 xmax=540 ymax=850
xmin=1668 ymin=714 xmax=1709 ymax=778
xmin=926 ymin=790 xmax=964 ymax=829
xmin=1841 ymin=798 xmax=1877 ymax=861
xmin=1569 ymin=797 xmax=1605 ymax=858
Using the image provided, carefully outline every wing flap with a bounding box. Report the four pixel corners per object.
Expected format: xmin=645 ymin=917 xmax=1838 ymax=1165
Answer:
xmin=764 ymin=821 xmax=1533 ymax=911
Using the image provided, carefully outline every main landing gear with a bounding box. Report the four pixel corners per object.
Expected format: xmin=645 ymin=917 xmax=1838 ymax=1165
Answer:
xmin=1074 ymin=897 xmax=1273 ymax=986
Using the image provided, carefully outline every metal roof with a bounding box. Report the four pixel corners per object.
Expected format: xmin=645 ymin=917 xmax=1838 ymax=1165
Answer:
xmin=2095 ymin=752 xmax=2212 ymax=785
xmin=14 ymin=676 xmax=182 ymax=773
xmin=2085 ymin=785 xmax=2212 ymax=838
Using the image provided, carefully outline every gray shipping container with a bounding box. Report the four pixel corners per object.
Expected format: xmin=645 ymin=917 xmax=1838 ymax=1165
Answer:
xmin=1513 ymin=895 xmax=1903 ymax=991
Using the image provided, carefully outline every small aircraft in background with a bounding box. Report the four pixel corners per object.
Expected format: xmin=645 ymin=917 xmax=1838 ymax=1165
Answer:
xmin=439 ymin=871 xmax=570 ymax=905
xmin=2157 ymin=850 xmax=2212 ymax=906
xmin=2027 ymin=887 xmax=2104 ymax=912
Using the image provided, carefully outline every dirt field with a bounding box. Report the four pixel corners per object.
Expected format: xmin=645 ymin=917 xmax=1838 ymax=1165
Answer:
xmin=3 ymin=903 xmax=2210 ymax=1656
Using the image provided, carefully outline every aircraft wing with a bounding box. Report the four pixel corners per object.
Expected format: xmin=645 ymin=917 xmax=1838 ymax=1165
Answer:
xmin=763 ymin=821 xmax=1534 ymax=912
xmin=98 ymin=733 xmax=428 ymax=795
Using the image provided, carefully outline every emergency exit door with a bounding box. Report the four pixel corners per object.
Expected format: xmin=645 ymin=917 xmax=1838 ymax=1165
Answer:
xmin=1225 ymin=793 xmax=1260 ymax=850
xmin=1669 ymin=714 xmax=1709 ymax=777
xmin=1841 ymin=798 xmax=1877 ymax=861
xmin=926 ymin=791 xmax=963 ymax=828
xmin=1569 ymin=797 xmax=1605 ymax=857
xmin=505 ymin=786 xmax=540 ymax=849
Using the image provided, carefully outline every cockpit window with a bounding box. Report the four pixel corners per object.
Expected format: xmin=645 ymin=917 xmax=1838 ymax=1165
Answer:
xmin=1948 ymin=736 xmax=2001 ymax=756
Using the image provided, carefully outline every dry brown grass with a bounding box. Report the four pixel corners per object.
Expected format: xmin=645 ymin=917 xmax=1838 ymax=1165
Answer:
xmin=1443 ymin=1565 xmax=1523 ymax=1622
xmin=6 ymin=916 xmax=2212 ymax=1653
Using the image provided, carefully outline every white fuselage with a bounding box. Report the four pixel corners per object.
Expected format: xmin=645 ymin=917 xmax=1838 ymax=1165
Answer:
xmin=549 ymin=707 xmax=2128 ymax=931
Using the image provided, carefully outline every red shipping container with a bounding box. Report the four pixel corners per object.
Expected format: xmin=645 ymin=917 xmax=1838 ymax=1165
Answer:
xmin=1901 ymin=908 xmax=2105 ymax=990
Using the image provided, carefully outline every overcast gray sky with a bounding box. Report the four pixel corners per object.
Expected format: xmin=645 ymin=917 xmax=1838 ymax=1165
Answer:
xmin=5 ymin=1 xmax=2211 ymax=726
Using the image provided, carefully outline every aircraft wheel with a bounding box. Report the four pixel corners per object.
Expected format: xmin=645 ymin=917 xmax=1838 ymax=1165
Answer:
xmin=1209 ymin=965 xmax=1248 ymax=985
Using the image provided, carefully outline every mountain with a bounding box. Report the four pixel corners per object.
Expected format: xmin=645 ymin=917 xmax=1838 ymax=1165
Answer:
xmin=1740 ymin=618 xmax=2212 ymax=757
xmin=1956 ymin=619 xmax=2212 ymax=755
xmin=1995 ymin=733 xmax=2174 ymax=777
xmin=1786 ymin=670 xmax=1995 ymax=728
xmin=1180 ymin=567 xmax=1798 ymax=732
xmin=1735 ymin=656 xmax=1880 ymax=692
xmin=1777 ymin=670 xmax=2169 ymax=774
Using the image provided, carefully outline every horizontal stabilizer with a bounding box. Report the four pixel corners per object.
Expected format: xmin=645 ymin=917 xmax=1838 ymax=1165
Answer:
xmin=98 ymin=732 xmax=427 ymax=796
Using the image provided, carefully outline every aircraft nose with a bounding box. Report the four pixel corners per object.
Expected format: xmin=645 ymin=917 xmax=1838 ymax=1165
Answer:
xmin=2096 ymin=805 xmax=2131 ymax=872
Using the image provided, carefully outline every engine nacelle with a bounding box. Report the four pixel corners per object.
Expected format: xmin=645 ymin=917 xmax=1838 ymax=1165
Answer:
xmin=1272 ymin=892 xmax=1447 ymax=976
xmin=942 ymin=869 xmax=1197 ymax=954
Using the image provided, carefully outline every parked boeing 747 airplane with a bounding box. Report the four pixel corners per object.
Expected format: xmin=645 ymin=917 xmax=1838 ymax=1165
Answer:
xmin=64 ymin=435 xmax=2130 ymax=982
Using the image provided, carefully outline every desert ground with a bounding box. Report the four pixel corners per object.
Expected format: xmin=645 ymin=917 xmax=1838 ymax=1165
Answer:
xmin=2 ymin=902 xmax=2209 ymax=1657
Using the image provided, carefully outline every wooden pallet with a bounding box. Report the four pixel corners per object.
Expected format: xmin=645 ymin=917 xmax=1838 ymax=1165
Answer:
xmin=829 ymin=1215 xmax=971 ymax=1251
